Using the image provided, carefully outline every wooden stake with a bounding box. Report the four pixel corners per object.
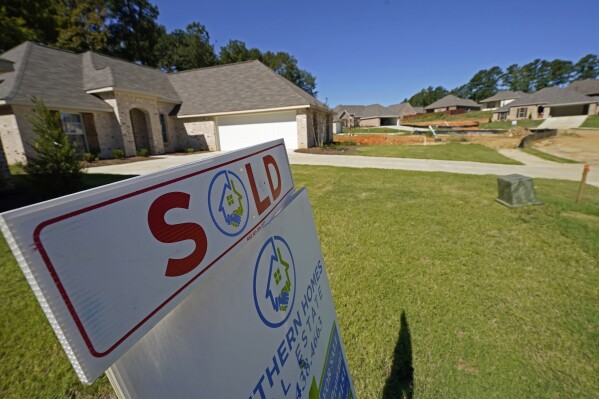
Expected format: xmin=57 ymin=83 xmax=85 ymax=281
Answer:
xmin=576 ymin=164 xmax=590 ymax=204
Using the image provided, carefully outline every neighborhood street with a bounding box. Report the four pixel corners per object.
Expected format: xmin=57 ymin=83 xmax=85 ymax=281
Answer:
xmin=86 ymin=150 xmax=599 ymax=188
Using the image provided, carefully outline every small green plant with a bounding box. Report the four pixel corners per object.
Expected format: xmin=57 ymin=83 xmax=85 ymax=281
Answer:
xmin=23 ymin=96 xmax=83 ymax=198
xmin=528 ymin=113 xmax=532 ymax=119
xmin=138 ymin=148 xmax=150 ymax=157
xmin=186 ymin=147 xmax=195 ymax=153
xmin=82 ymin=152 xmax=96 ymax=162
xmin=111 ymin=148 xmax=125 ymax=159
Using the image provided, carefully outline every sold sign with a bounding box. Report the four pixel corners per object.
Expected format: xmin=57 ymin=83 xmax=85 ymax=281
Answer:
xmin=0 ymin=141 xmax=294 ymax=384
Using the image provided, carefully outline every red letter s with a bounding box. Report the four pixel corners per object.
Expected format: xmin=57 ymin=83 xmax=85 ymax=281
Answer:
xmin=148 ymin=192 xmax=208 ymax=277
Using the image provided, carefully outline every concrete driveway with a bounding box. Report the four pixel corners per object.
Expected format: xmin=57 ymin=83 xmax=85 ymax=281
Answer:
xmin=537 ymin=115 xmax=588 ymax=129
xmin=86 ymin=150 xmax=598 ymax=188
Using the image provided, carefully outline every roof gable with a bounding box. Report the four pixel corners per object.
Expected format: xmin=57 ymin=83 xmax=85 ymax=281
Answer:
xmin=0 ymin=42 xmax=112 ymax=112
xmin=425 ymin=95 xmax=480 ymax=110
xmin=168 ymin=60 xmax=326 ymax=117
xmin=567 ymin=79 xmax=599 ymax=96
xmin=507 ymin=86 xmax=594 ymax=107
xmin=480 ymin=90 xmax=524 ymax=103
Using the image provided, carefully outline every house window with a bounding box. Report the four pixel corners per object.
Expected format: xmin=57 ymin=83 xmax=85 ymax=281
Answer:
xmin=60 ymin=112 xmax=88 ymax=152
xmin=499 ymin=112 xmax=507 ymax=121
xmin=517 ymin=108 xmax=527 ymax=119
xmin=159 ymin=113 xmax=169 ymax=144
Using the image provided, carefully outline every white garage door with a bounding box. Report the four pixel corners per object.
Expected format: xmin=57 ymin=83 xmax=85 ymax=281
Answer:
xmin=217 ymin=110 xmax=298 ymax=151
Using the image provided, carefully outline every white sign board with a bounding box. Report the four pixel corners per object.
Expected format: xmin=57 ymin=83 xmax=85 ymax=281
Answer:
xmin=106 ymin=189 xmax=357 ymax=399
xmin=0 ymin=140 xmax=294 ymax=384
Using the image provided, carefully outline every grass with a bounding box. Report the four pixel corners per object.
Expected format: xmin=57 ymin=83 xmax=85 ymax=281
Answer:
xmin=292 ymin=167 xmax=599 ymax=399
xmin=2 ymin=168 xmax=599 ymax=398
xmin=481 ymin=119 xmax=544 ymax=130
xmin=521 ymin=147 xmax=579 ymax=163
xmin=345 ymin=127 xmax=406 ymax=134
xmin=350 ymin=143 xmax=523 ymax=165
xmin=402 ymin=111 xmax=493 ymax=124
xmin=580 ymin=115 xmax=599 ymax=128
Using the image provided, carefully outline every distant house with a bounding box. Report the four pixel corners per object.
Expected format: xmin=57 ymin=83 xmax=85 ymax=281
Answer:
xmin=424 ymin=95 xmax=481 ymax=113
xmin=0 ymin=42 xmax=332 ymax=165
xmin=492 ymin=86 xmax=599 ymax=121
xmin=333 ymin=103 xmax=417 ymax=128
xmin=479 ymin=90 xmax=524 ymax=110
xmin=412 ymin=106 xmax=425 ymax=114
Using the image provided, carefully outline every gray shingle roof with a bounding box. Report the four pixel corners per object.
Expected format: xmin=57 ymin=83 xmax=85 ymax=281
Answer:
xmin=567 ymin=79 xmax=599 ymax=96
xmin=0 ymin=59 xmax=14 ymax=73
xmin=1 ymin=42 xmax=326 ymax=117
xmin=424 ymin=95 xmax=481 ymax=110
xmin=480 ymin=90 xmax=524 ymax=103
xmin=0 ymin=42 xmax=112 ymax=112
xmin=334 ymin=102 xmax=416 ymax=118
xmin=507 ymin=86 xmax=595 ymax=107
xmin=169 ymin=60 xmax=326 ymax=116
xmin=82 ymin=52 xmax=180 ymax=102
xmin=412 ymin=106 xmax=425 ymax=114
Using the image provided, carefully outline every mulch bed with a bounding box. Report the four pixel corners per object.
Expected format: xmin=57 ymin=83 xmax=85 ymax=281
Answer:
xmin=335 ymin=135 xmax=434 ymax=145
xmin=83 ymin=156 xmax=154 ymax=168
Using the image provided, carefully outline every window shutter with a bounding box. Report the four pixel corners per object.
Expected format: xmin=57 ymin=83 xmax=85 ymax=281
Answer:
xmin=82 ymin=113 xmax=101 ymax=153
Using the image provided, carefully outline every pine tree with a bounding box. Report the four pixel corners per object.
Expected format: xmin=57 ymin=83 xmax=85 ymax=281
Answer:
xmin=23 ymin=96 xmax=84 ymax=198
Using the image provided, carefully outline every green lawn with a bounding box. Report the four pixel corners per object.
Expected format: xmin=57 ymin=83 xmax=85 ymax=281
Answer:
xmin=402 ymin=111 xmax=493 ymax=124
xmin=345 ymin=127 xmax=406 ymax=134
xmin=480 ymin=119 xmax=544 ymax=130
xmin=2 ymin=168 xmax=599 ymax=398
xmin=521 ymin=147 xmax=579 ymax=163
xmin=581 ymin=115 xmax=599 ymax=128
xmin=351 ymin=143 xmax=522 ymax=165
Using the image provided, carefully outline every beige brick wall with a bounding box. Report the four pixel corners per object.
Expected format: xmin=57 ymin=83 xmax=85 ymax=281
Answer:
xmin=588 ymin=103 xmax=598 ymax=115
xmin=296 ymin=109 xmax=308 ymax=148
xmin=359 ymin=118 xmax=381 ymax=127
xmin=0 ymin=106 xmax=28 ymax=164
xmin=508 ymin=105 xmax=538 ymax=120
xmin=93 ymin=111 xmax=123 ymax=158
xmin=172 ymin=117 xmax=217 ymax=151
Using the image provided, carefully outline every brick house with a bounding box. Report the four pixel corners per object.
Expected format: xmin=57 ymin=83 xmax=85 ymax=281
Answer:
xmin=424 ymin=95 xmax=481 ymax=113
xmin=333 ymin=103 xmax=417 ymax=128
xmin=492 ymin=86 xmax=599 ymax=121
xmin=0 ymin=42 xmax=332 ymax=165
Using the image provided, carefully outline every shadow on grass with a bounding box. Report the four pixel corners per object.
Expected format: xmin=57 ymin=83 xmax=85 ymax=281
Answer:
xmin=382 ymin=310 xmax=414 ymax=399
xmin=0 ymin=173 xmax=137 ymax=212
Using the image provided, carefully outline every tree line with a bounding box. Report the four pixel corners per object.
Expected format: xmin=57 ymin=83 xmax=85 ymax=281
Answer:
xmin=406 ymin=55 xmax=599 ymax=107
xmin=0 ymin=0 xmax=317 ymax=95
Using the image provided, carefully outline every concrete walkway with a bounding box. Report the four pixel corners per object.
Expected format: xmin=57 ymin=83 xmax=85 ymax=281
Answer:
xmin=537 ymin=115 xmax=587 ymax=129
xmin=86 ymin=150 xmax=598 ymax=188
xmin=287 ymin=152 xmax=598 ymax=187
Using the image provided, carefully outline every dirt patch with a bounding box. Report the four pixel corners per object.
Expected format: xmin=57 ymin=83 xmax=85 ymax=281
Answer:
xmin=531 ymin=129 xmax=599 ymax=165
xmin=336 ymin=135 xmax=435 ymax=145
xmin=296 ymin=146 xmax=355 ymax=155
xmin=404 ymin=120 xmax=480 ymax=128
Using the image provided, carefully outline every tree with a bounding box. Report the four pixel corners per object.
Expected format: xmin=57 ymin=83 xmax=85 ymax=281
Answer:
xmin=54 ymin=0 xmax=109 ymax=52
xmin=23 ymin=97 xmax=84 ymax=198
xmin=455 ymin=66 xmax=503 ymax=102
xmin=573 ymin=54 xmax=599 ymax=80
xmin=408 ymin=86 xmax=448 ymax=107
xmin=0 ymin=0 xmax=58 ymax=52
xmin=218 ymin=40 xmax=261 ymax=64
xmin=261 ymin=51 xmax=317 ymax=96
xmin=105 ymin=0 xmax=162 ymax=66
xmin=157 ymin=22 xmax=216 ymax=72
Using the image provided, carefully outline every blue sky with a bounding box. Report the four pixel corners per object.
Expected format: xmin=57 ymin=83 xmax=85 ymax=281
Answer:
xmin=152 ymin=0 xmax=599 ymax=107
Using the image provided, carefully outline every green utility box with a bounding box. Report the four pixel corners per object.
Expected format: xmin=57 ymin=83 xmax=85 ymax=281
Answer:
xmin=496 ymin=174 xmax=542 ymax=208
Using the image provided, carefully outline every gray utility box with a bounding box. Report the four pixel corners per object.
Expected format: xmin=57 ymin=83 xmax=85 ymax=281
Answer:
xmin=496 ymin=174 xmax=542 ymax=208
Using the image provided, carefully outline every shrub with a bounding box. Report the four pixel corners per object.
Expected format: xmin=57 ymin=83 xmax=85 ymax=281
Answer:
xmin=111 ymin=148 xmax=125 ymax=159
xmin=186 ymin=147 xmax=195 ymax=153
xmin=23 ymin=97 xmax=83 ymax=199
xmin=82 ymin=152 xmax=96 ymax=162
xmin=138 ymin=148 xmax=150 ymax=157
